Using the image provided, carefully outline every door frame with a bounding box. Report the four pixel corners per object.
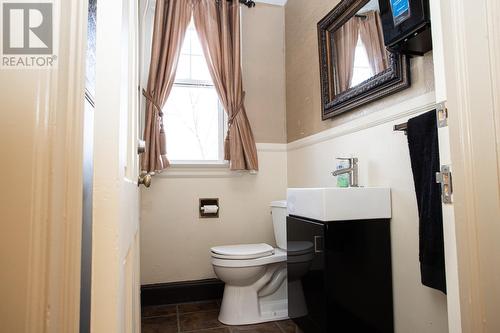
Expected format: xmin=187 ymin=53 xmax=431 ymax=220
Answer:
xmin=24 ymin=0 xmax=89 ymax=332
xmin=436 ymin=0 xmax=500 ymax=331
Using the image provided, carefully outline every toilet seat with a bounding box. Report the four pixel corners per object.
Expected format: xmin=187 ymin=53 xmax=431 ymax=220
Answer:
xmin=212 ymin=248 xmax=287 ymax=268
xmin=211 ymin=243 xmax=274 ymax=260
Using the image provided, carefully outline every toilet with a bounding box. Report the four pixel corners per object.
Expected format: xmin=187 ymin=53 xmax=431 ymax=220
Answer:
xmin=210 ymin=200 xmax=290 ymax=325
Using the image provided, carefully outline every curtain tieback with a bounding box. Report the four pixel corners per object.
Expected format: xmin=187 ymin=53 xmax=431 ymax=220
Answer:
xmin=142 ymin=89 xmax=164 ymax=117
xmin=227 ymin=92 xmax=246 ymax=130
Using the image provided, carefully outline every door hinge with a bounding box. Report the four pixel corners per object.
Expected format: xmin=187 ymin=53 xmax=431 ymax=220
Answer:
xmin=437 ymin=102 xmax=448 ymax=128
xmin=436 ymin=165 xmax=453 ymax=204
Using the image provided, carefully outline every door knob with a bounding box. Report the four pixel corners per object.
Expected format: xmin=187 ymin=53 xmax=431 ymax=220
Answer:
xmin=138 ymin=172 xmax=152 ymax=188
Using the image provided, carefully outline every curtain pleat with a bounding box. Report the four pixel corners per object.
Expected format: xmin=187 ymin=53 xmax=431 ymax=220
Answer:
xmin=143 ymin=0 xmax=258 ymax=172
xmin=193 ymin=0 xmax=259 ymax=171
xmin=333 ymin=17 xmax=360 ymax=92
xmin=142 ymin=0 xmax=193 ymax=173
xmin=359 ymin=11 xmax=389 ymax=75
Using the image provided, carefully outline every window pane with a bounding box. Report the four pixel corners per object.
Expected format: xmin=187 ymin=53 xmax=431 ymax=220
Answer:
xmin=164 ymin=85 xmax=220 ymax=161
xmin=190 ymin=33 xmax=204 ymax=56
xmin=180 ymin=29 xmax=192 ymax=55
xmin=175 ymin=56 xmax=190 ymax=81
xmin=174 ymin=19 xmax=212 ymax=83
xmin=350 ymin=35 xmax=374 ymax=88
xmin=191 ymin=55 xmax=212 ymax=82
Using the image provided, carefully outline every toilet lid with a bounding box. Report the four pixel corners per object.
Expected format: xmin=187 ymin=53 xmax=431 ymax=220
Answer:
xmin=211 ymin=243 xmax=274 ymax=260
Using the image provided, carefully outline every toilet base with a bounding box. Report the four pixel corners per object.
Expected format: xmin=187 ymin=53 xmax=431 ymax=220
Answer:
xmin=218 ymin=279 xmax=288 ymax=325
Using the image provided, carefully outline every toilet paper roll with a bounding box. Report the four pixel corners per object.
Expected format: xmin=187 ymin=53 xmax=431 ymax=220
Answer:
xmin=201 ymin=205 xmax=219 ymax=214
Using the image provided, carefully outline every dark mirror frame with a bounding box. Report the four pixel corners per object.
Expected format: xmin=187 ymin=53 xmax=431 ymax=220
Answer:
xmin=318 ymin=0 xmax=411 ymax=120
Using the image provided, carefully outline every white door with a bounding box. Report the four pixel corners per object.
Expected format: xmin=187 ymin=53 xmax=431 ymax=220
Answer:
xmin=91 ymin=0 xmax=142 ymax=331
xmin=429 ymin=1 xmax=462 ymax=331
xmin=431 ymin=0 xmax=500 ymax=332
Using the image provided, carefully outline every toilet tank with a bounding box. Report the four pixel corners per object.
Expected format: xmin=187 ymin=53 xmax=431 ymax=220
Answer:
xmin=270 ymin=200 xmax=287 ymax=250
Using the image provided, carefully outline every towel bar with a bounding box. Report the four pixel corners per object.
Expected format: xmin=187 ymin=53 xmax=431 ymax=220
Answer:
xmin=393 ymin=122 xmax=408 ymax=133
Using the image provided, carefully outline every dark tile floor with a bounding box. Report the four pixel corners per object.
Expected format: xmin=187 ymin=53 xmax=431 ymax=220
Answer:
xmin=142 ymin=300 xmax=301 ymax=333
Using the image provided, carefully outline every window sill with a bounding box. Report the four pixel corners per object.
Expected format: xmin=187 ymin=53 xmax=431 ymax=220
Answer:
xmin=169 ymin=161 xmax=230 ymax=168
xmin=156 ymin=161 xmax=255 ymax=178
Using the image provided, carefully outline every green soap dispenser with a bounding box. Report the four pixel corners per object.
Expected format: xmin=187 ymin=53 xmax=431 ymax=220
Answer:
xmin=336 ymin=159 xmax=350 ymax=188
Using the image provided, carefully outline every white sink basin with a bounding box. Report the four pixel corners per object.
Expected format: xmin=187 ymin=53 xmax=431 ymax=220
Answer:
xmin=287 ymin=187 xmax=391 ymax=221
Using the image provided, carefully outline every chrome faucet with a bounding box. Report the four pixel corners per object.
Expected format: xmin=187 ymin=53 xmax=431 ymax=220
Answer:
xmin=331 ymin=157 xmax=359 ymax=187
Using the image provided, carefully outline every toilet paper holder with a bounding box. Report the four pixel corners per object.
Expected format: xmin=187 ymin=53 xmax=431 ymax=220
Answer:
xmin=199 ymin=198 xmax=219 ymax=218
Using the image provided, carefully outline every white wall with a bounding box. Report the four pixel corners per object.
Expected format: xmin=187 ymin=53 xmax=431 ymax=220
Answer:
xmin=287 ymin=92 xmax=449 ymax=333
xmin=140 ymin=147 xmax=287 ymax=284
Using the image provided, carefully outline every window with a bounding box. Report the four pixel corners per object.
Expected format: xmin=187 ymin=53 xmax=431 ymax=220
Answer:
xmin=163 ymin=20 xmax=225 ymax=164
xmin=350 ymin=34 xmax=373 ymax=88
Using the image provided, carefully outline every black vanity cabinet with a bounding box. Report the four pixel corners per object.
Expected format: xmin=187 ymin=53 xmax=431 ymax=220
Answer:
xmin=287 ymin=216 xmax=394 ymax=333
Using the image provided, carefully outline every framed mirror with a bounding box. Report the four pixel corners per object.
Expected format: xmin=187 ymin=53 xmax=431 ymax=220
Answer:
xmin=318 ymin=0 xmax=411 ymax=120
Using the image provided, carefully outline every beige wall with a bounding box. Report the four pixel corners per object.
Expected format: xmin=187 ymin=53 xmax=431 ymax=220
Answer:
xmin=242 ymin=4 xmax=287 ymax=143
xmin=0 ymin=71 xmax=37 ymax=333
xmin=140 ymin=148 xmax=287 ymax=284
xmin=285 ymin=0 xmax=435 ymax=142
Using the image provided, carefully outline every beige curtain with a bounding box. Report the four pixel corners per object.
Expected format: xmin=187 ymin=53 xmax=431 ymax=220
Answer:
xmin=333 ymin=17 xmax=360 ymax=92
xmin=193 ymin=0 xmax=259 ymax=171
xmin=359 ymin=11 xmax=389 ymax=75
xmin=142 ymin=0 xmax=193 ymax=173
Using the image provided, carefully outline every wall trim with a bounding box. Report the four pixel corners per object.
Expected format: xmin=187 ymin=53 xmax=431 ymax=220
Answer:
xmin=141 ymin=279 xmax=225 ymax=306
xmin=287 ymin=92 xmax=437 ymax=151
xmin=256 ymin=143 xmax=288 ymax=152
xmin=156 ymin=168 xmax=244 ymax=179
xmin=154 ymin=143 xmax=286 ymax=179
xmin=255 ymin=0 xmax=287 ymax=6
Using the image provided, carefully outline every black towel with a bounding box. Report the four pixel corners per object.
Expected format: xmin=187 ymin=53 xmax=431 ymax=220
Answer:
xmin=407 ymin=111 xmax=447 ymax=294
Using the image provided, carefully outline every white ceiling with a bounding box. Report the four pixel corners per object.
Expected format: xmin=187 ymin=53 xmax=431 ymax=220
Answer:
xmin=255 ymin=0 xmax=288 ymax=6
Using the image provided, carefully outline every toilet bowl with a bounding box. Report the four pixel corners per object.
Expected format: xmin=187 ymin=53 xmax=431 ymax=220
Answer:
xmin=212 ymin=245 xmax=287 ymax=325
xmin=210 ymin=201 xmax=289 ymax=325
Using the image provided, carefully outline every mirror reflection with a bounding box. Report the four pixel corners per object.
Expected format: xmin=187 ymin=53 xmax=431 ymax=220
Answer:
xmin=332 ymin=0 xmax=388 ymax=95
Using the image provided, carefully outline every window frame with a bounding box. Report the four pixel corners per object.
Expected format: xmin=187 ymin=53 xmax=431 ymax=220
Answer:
xmin=164 ymin=23 xmax=228 ymax=167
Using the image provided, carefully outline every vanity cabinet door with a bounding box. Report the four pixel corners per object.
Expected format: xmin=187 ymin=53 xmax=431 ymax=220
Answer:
xmin=287 ymin=217 xmax=394 ymax=333
xmin=287 ymin=216 xmax=327 ymax=333
xmin=325 ymin=220 xmax=394 ymax=333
